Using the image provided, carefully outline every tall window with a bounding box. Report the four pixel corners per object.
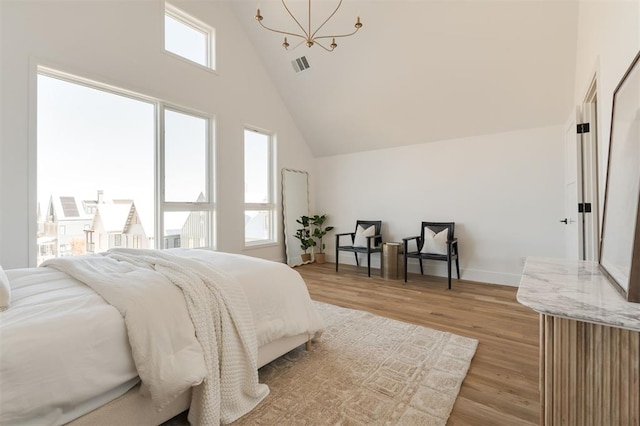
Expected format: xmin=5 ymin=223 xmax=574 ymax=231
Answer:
xmin=164 ymin=3 xmax=215 ymax=70
xmin=244 ymin=128 xmax=275 ymax=246
xmin=37 ymin=69 xmax=214 ymax=264
xmin=163 ymin=109 xmax=213 ymax=249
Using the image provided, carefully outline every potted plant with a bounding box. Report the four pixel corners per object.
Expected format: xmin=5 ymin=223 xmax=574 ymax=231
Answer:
xmin=294 ymin=215 xmax=315 ymax=263
xmin=310 ymin=214 xmax=334 ymax=264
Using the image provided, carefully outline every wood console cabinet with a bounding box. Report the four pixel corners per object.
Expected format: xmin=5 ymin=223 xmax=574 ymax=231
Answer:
xmin=518 ymin=258 xmax=640 ymax=425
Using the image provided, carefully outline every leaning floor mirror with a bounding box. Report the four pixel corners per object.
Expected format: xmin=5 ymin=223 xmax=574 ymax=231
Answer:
xmin=282 ymin=169 xmax=312 ymax=267
xmin=599 ymin=50 xmax=640 ymax=302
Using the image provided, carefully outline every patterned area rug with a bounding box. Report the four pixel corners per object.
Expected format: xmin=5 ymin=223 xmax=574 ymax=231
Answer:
xmin=237 ymin=302 xmax=477 ymax=425
xmin=166 ymin=302 xmax=478 ymax=425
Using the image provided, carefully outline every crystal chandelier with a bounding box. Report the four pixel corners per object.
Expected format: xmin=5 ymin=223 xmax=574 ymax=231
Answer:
xmin=255 ymin=0 xmax=363 ymax=52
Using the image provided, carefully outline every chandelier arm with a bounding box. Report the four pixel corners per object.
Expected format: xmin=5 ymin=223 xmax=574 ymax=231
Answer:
xmin=291 ymin=38 xmax=307 ymax=50
xmin=314 ymin=40 xmax=335 ymax=52
xmin=256 ymin=19 xmax=308 ymax=40
xmin=281 ymin=0 xmax=310 ymax=39
xmin=313 ymin=26 xmax=361 ymax=40
xmin=309 ymin=0 xmax=343 ymax=40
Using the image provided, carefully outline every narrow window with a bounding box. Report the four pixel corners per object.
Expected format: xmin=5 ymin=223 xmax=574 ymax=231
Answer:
xmin=244 ymin=128 xmax=275 ymax=246
xmin=162 ymin=108 xmax=214 ymax=249
xmin=164 ymin=3 xmax=215 ymax=70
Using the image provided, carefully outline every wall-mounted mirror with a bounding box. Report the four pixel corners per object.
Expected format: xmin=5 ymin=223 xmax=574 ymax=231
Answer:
xmin=282 ymin=169 xmax=311 ymax=267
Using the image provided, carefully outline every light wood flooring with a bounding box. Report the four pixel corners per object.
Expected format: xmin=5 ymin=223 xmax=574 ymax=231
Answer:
xmin=297 ymin=262 xmax=540 ymax=426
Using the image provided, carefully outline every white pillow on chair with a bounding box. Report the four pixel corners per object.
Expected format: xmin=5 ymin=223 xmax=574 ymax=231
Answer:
xmin=353 ymin=225 xmax=376 ymax=248
xmin=420 ymin=227 xmax=449 ymax=255
xmin=0 ymin=265 xmax=11 ymax=311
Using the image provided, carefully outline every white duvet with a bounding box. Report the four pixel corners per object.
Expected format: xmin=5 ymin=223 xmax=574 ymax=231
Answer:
xmin=0 ymin=249 xmax=324 ymax=426
xmin=0 ymin=267 xmax=139 ymax=425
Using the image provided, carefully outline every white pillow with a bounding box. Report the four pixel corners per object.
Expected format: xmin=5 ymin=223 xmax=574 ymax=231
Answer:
xmin=420 ymin=227 xmax=449 ymax=255
xmin=353 ymin=224 xmax=376 ymax=248
xmin=0 ymin=265 xmax=11 ymax=311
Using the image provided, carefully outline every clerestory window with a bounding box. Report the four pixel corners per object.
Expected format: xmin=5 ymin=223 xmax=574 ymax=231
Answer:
xmin=164 ymin=3 xmax=215 ymax=70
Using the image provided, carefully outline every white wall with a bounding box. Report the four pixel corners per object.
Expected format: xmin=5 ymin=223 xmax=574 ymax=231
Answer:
xmin=315 ymin=126 xmax=565 ymax=286
xmin=573 ymin=0 xmax=639 ymax=213
xmin=0 ymin=0 xmax=314 ymax=268
xmin=314 ymin=0 xmax=640 ymax=287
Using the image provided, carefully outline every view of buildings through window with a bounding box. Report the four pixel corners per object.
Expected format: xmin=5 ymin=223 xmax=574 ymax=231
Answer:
xmin=37 ymin=72 xmax=214 ymax=265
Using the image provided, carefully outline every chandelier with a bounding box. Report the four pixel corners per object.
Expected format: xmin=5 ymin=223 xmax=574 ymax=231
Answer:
xmin=255 ymin=0 xmax=363 ymax=52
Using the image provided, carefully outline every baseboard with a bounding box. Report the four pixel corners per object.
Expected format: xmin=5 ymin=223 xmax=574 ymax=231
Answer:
xmin=451 ymin=268 xmax=520 ymax=287
xmin=328 ymin=254 xmax=521 ymax=286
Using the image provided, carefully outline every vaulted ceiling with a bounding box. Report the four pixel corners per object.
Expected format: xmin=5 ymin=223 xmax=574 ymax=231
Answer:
xmin=230 ymin=1 xmax=579 ymax=157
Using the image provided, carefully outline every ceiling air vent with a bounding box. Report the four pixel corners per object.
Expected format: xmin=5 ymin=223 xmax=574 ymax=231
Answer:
xmin=291 ymin=56 xmax=310 ymax=73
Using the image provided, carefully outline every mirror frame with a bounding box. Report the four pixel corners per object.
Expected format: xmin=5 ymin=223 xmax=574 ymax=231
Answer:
xmin=599 ymin=50 xmax=640 ymax=302
xmin=282 ymin=168 xmax=312 ymax=267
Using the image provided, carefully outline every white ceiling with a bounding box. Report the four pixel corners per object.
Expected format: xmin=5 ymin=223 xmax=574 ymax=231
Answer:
xmin=230 ymin=1 xmax=579 ymax=157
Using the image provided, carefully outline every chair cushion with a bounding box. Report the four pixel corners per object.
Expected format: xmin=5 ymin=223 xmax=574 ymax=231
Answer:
xmin=0 ymin=265 xmax=11 ymax=311
xmin=420 ymin=227 xmax=449 ymax=255
xmin=353 ymin=224 xmax=376 ymax=248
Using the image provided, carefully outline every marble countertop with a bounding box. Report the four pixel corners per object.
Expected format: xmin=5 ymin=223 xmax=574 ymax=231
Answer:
xmin=517 ymin=257 xmax=640 ymax=332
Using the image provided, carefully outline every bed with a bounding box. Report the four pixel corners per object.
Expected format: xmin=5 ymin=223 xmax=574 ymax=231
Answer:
xmin=0 ymin=248 xmax=325 ymax=426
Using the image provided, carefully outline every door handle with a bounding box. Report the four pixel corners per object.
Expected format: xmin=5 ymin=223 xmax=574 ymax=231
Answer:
xmin=560 ymin=218 xmax=569 ymax=224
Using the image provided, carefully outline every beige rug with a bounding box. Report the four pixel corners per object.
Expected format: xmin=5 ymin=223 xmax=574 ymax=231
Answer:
xmin=235 ymin=302 xmax=477 ymax=425
xmin=166 ymin=301 xmax=477 ymax=425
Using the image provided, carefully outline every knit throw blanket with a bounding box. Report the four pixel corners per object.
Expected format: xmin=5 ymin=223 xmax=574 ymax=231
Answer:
xmin=45 ymin=249 xmax=269 ymax=425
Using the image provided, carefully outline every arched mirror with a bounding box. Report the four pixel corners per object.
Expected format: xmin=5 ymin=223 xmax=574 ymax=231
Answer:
xmin=282 ymin=169 xmax=311 ymax=267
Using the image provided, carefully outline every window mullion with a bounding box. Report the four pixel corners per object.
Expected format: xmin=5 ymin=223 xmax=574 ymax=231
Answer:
xmin=156 ymin=103 xmax=165 ymax=249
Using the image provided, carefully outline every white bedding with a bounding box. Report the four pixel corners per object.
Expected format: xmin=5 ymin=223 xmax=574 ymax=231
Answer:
xmin=167 ymin=249 xmax=324 ymax=347
xmin=0 ymin=268 xmax=139 ymax=425
xmin=0 ymin=249 xmax=325 ymax=426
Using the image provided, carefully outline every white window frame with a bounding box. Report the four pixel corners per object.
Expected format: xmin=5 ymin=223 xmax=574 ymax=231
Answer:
xmin=243 ymin=127 xmax=276 ymax=248
xmin=36 ymin=67 xmax=216 ymax=257
xmin=164 ymin=3 xmax=216 ymax=71
xmin=159 ymin=105 xmax=215 ymax=249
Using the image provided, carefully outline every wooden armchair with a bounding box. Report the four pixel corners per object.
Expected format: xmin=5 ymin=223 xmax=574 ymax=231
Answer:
xmin=335 ymin=220 xmax=383 ymax=277
xmin=402 ymin=222 xmax=460 ymax=289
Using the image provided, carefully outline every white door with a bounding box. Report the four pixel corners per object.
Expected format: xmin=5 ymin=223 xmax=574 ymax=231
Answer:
xmin=563 ymin=113 xmax=582 ymax=260
xmin=563 ymin=100 xmax=600 ymax=261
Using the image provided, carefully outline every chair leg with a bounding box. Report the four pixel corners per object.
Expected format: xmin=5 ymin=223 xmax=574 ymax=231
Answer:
xmin=336 ymin=246 xmax=339 ymax=272
xmin=455 ymin=257 xmax=460 ymax=279
xmin=404 ymin=254 xmax=408 ymax=283
xmin=447 ymin=256 xmax=452 ymax=290
xmin=367 ymin=251 xmax=371 ymax=277
xmin=419 ymin=258 xmax=424 ymax=275
xmin=354 ymin=253 xmax=359 ymax=266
